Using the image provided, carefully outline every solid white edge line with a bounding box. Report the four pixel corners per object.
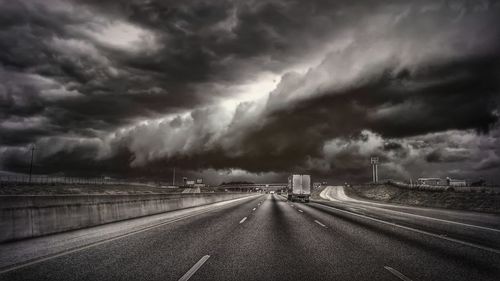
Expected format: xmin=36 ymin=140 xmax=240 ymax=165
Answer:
xmin=313 ymin=203 xmax=500 ymax=255
xmin=384 ymin=266 xmax=413 ymax=281
xmin=346 ymin=202 xmax=500 ymax=233
xmin=0 ymin=195 xmax=261 ymax=275
xmin=318 ymin=188 xmax=500 ymax=233
xmin=314 ymin=220 xmax=327 ymax=228
xmin=178 ymin=255 xmax=210 ymax=281
xmin=239 ymin=217 xmax=247 ymax=224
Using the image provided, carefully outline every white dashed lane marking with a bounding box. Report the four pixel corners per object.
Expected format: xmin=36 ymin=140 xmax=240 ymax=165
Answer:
xmin=178 ymin=255 xmax=210 ymax=281
xmin=383 ymin=266 xmax=412 ymax=281
xmin=314 ymin=220 xmax=327 ymax=228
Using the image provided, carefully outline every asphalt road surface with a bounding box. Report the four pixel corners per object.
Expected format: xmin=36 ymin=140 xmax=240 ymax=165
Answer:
xmin=1 ymin=193 xmax=499 ymax=281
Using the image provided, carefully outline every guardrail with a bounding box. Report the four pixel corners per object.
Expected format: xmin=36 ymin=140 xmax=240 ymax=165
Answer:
xmin=0 ymin=192 xmax=255 ymax=243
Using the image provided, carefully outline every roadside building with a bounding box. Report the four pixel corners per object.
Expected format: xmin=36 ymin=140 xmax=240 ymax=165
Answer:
xmin=417 ymin=177 xmax=468 ymax=187
xmin=446 ymin=177 xmax=467 ymax=187
xmin=417 ymin=178 xmax=443 ymax=186
xmin=193 ymin=178 xmax=205 ymax=188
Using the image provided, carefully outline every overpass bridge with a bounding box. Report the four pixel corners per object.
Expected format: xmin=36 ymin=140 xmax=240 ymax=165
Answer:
xmin=217 ymin=183 xmax=287 ymax=192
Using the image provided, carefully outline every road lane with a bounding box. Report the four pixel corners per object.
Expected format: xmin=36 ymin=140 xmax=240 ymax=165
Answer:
xmin=1 ymin=193 xmax=499 ymax=280
xmin=310 ymin=201 xmax=500 ymax=254
xmin=191 ymin=194 xmax=390 ymax=281
xmin=316 ymin=186 xmax=500 ymax=250
xmin=294 ymin=198 xmax=500 ymax=281
xmin=0 ymin=194 xmax=262 ymax=271
xmin=320 ymin=186 xmax=500 ymax=229
xmin=0 ymin=195 xmax=265 ymax=281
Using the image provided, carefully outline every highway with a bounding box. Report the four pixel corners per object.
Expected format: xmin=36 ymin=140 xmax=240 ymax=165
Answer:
xmin=1 ymin=192 xmax=499 ymax=281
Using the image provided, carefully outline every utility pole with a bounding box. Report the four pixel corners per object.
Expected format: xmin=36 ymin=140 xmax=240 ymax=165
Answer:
xmin=172 ymin=167 xmax=176 ymax=186
xmin=370 ymin=157 xmax=379 ymax=183
xmin=29 ymin=145 xmax=35 ymax=184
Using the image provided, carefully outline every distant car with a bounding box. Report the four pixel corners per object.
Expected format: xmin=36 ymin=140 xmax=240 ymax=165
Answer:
xmin=270 ymin=191 xmax=275 ymax=194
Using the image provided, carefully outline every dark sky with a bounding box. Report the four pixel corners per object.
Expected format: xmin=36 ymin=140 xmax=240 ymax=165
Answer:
xmin=1 ymin=0 xmax=500 ymax=184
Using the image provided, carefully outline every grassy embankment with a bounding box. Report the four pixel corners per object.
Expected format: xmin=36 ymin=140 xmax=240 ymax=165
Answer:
xmin=343 ymin=184 xmax=500 ymax=213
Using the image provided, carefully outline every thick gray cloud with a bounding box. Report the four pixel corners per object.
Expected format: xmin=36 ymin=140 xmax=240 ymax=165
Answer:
xmin=1 ymin=0 xmax=500 ymax=183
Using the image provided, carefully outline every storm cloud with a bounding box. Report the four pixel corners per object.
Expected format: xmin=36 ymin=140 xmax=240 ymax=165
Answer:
xmin=1 ymin=0 xmax=500 ymax=183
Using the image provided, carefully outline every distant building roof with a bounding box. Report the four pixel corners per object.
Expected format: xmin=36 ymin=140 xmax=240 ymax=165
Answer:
xmin=447 ymin=178 xmax=466 ymax=182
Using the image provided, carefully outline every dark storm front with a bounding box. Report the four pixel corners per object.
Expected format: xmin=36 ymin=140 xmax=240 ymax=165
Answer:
xmin=1 ymin=1 xmax=500 ymax=184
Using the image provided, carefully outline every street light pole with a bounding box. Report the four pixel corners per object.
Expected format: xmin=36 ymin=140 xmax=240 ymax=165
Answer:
xmin=29 ymin=145 xmax=35 ymax=184
xmin=370 ymin=157 xmax=379 ymax=183
xmin=172 ymin=167 xmax=176 ymax=186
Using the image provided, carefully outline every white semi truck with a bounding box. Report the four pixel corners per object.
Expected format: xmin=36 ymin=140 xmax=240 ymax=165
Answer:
xmin=287 ymin=174 xmax=311 ymax=202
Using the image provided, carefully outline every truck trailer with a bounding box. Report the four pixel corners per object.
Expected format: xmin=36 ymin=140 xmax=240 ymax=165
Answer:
xmin=287 ymin=174 xmax=311 ymax=202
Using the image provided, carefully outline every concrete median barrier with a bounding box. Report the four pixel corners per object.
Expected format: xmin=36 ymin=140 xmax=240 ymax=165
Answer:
xmin=0 ymin=193 xmax=254 ymax=243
